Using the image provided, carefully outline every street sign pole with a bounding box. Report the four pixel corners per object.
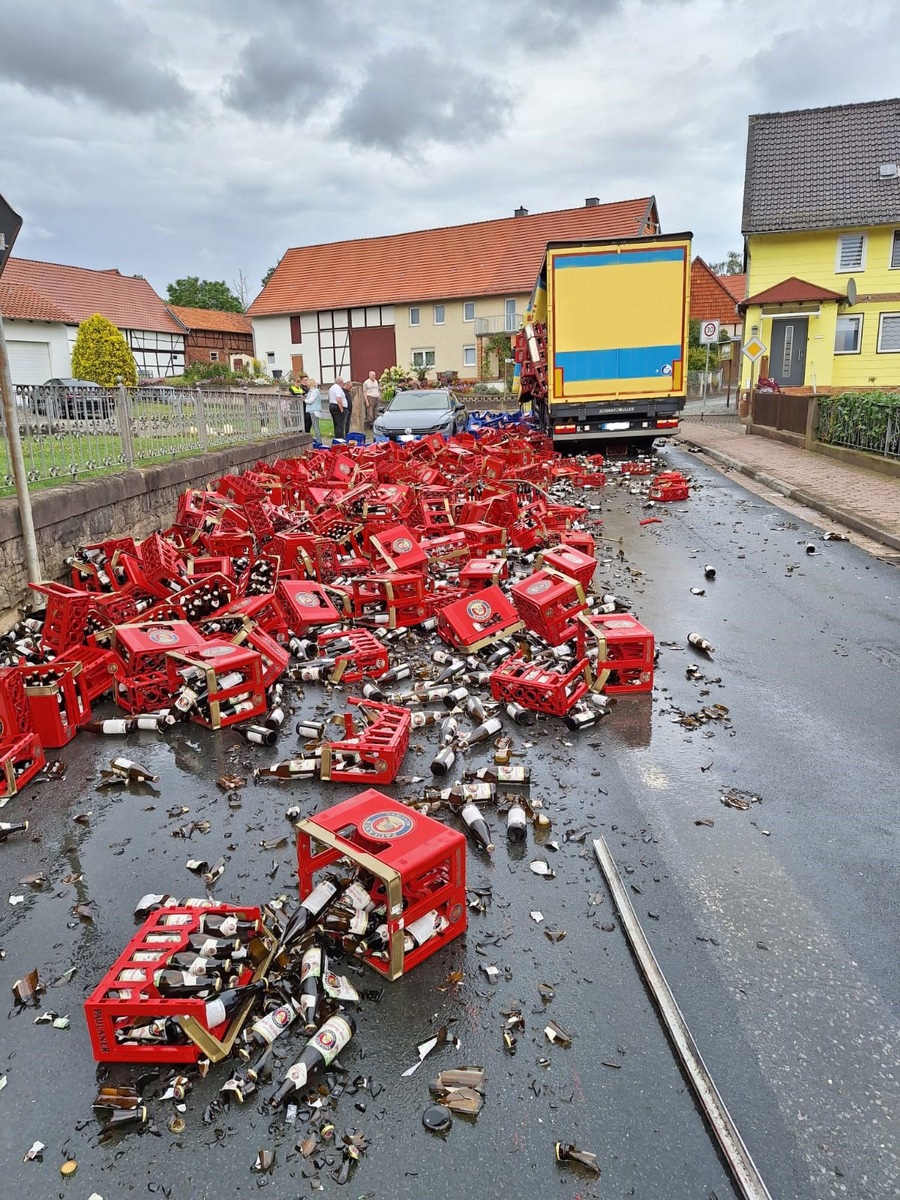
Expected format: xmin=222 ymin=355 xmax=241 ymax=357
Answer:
xmin=0 ymin=307 xmax=42 ymax=584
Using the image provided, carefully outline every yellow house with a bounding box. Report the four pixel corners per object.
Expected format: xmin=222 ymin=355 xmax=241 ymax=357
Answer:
xmin=740 ymin=98 xmax=900 ymax=393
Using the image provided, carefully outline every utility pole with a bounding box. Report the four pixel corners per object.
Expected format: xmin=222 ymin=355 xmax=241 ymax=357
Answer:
xmin=0 ymin=307 xmax=42 ymax=583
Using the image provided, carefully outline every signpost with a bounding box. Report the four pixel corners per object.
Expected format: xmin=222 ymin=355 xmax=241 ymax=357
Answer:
xmin=740 ymin=336 xmax=767 ymax=421
xmin=698 ymin=321 xmax=720 ymax=408
xmin=0 ymin=193 xmax=43 ymax=585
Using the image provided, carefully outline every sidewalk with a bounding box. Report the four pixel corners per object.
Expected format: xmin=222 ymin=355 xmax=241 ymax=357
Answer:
xmin=674 ymin=407 xmax=900 ymax=554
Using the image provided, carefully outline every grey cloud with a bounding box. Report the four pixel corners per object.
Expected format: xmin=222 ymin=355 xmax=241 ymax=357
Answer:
xmin=335 ymin=48 xmax=510 ymax=152
xmin=222 ymin=37 xmax=332 ymax=119
xmin=0 ymin=0 xmax=192 ymax=114
xmin=505 ymin=0 xmax=623 ymax=46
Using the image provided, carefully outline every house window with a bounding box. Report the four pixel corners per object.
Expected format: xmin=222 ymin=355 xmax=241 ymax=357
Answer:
xmin=504 ymin=298 xmax=518 ymax=331
xmin=463 ymin=345 xmax=476 ymax=367
xmin=877 ymin=313 xmax=900 ymax=352
xmin=890 ymin=230 xmax=900 ymax=269
xmin=266 ymin=351 xmax=276 ymax=364
xmin=209 ymin=351 xmax=219 ymax=362
xmin=409 ymin=306 xmax=420 ymax=326
xmin=836 ymin=233 xmax=866 ymax=272
xmin=834 ymin=315 xmax=863 ymax=354
xmin=434 ymin=304 xmax=445 ymax=325
xmin=412 ymin=349 xmax=435 ymax=368
xmin=463 ymin=301 xmax=475 ymax=322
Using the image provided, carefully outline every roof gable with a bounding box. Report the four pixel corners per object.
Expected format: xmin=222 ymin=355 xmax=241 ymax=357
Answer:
xmin=249 ymin=198 xmax=659 ymax=316
xmin=742 ymin=98 xmax=900 ymax=235
xmin=689 ymin=258 xmax=741 ymax=323
xmin=4 ymin=258 xmax=183 ymax=334
xmin=741 ymin=276 xmax=845 ymax=308
xmin=167 ymin=305 xmax=252 ymax=334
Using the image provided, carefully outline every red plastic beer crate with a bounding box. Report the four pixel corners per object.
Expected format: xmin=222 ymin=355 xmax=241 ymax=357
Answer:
xmin=511 ymin=569 xmax=587 ymax=647
xmin=420 ymin=530 xmax=470 ymax=565
xmin=29 ymin=582 xmax=92 ymax=654
xmin=369 ymin=525 xmax=428 ymax=575
xmin=556 ymin=529 xmax=596 ymax=557
xmin=277 ymin=581 xmax=344 ymax=633
xmin=185 ymin=555 xmax=235 ymax=580
xmin=455 ymin=522 xmax=508 ymax=558
xmin=201 ymin=530 xmax=255 ymax=558
xmin=319 ymin=629 xmax=390 ymax=683
xmin=20 ymin=661 xmax=91 ymax=748
xmin=437 ymin=585 xmax=523 ymax=652
xmin=351 ymin=573 xmax=428 ymax=629
xmin=459 ymin=557 xmax=509 ymax=590
xmin=166 ymin=643 xmax=266 ymax=729
xmin=586 ymin=612 xmax=655 ymax=694
xmin=619 ymin=460 xmax=654 ymax=475
xmin=538 ymin=545 xmax=597 ymax=591
xmin=0 ymin=732 xmax=46 ymax=800
xmin=296 ymin=790 xmax=466 ymax=981
xmin=489 ymin=652 xmax=591 ymax=716
xmin=110 ymin=622 xmax=207 ymax=678
xmin=320 ymin=698 xmax=411 ymax=784
xmin=59 ymin=645 xmax=120 ymax=703
xmin=0 ymin=666 xmax=36 ymax=739
xmin=222 ymin=592 xmax=288 ymax=639
xmin=229 ymin=622 xmax=290 ymax=689
xmin=84 ymin=903 xmax=274 ymax=1063
xmin=649 ymin=471 xmax=690 ymax=502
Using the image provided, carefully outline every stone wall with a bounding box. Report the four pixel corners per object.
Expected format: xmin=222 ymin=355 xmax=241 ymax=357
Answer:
xmin=0 ymin=432 xmax=312 ymax=627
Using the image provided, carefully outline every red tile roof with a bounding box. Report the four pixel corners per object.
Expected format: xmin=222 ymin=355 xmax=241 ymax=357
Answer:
xmin=689 ymin=258 xmax=741 ymax=323
xmin=168 ymin=305 xmax=252 ymax=334
xmin=0 ymin=280 xmax=72 ymax=322
xmin=4 ymin=257 xmax=183 ymax=334
xmin=249 ymin=198 xmax=660 ymax=316
xmin=741 ymin=276 xmax=845 ymax=308
xmin=719 ymin=273 xmax=746 ymax=302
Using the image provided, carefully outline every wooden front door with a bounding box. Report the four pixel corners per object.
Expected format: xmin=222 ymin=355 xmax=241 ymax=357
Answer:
xmin=770 ymin=318 xmax=808 ymax=387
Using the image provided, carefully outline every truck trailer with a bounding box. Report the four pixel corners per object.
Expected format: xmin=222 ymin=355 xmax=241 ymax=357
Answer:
xmin=515 ymin=232 xmax=693 ymax=446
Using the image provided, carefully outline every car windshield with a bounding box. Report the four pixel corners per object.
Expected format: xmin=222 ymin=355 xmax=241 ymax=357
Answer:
xmin=387 ymin=391 xmax=451 ymax=412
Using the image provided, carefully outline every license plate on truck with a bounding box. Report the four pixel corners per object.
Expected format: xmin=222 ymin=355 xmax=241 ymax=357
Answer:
xmin=602 ymin=421 xmax=630 ymax=431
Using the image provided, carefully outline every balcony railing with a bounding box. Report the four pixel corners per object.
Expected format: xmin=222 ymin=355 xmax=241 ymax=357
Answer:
xmin=474 ymin=313 xmax=523 ymax=336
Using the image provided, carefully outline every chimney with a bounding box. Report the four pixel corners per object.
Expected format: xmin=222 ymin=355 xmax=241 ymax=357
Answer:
xmin=514 ymin=206 xmax=528 ymax=218
xmin=585 ymin=197 xmax=600 ymax=207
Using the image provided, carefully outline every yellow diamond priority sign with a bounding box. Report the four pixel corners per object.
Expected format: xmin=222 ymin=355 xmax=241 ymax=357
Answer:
xmin=741 ymin=335 xmax=767 ymax=362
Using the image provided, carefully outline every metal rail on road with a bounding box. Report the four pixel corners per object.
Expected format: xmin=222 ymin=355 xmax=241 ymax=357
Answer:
xmin=593 ymin=834 xmax=774 ymax=1200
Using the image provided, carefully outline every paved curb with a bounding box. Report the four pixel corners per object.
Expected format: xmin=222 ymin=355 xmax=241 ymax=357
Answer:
xmin=675 ymin=438 xmax=900 ymax=555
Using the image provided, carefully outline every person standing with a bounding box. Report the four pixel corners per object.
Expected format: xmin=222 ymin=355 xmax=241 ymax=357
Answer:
xmin=363 ymin=371 xmax=381 ymax=429
xmin=342 ymin=378 xmax=354 ymax=436
xmin=304 ymin=379 xmax=323 ymax=441
xmin=328 ymin=377 xmax=347 ymax=440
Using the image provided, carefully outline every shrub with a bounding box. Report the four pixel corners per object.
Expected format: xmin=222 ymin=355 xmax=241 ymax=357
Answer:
xmin=71 ymin=313 xmax=138 ymax=386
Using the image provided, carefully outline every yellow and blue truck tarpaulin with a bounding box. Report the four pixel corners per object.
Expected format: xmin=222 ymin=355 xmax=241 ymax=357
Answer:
xmin=546 ymin=239 xmax=690 ymax=401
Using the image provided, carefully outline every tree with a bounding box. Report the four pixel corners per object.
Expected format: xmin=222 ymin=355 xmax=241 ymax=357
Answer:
xmin=71 ymin=313 xmax=137 ymax=386
xmin=231 ymin=270 xmax=251 ymax=309
xmin=165 ymin=276 xmax=244 ymax=312
xmin=261 ymin=265 xmax=277 ymax=289
xmin=708 ymin=250 xmax=743 ymax=276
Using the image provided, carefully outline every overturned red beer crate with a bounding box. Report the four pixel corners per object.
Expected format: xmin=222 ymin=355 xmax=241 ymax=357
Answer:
xmin=84 ymin=903 xmax=275 ymax=1064
xmin=320 ymin=698 xmax=411 ymax=784
xmin=437 ymin=585 xmax=523 ymax=652
xmin=296 ymin=790 xmax=466 ymax=981
xmin=166 ymin=643 xmax=266 ymax=729
xmin=319 ymin=629 xmax=390 ymax=683
xmin=649 ymin=471 xmax=690 ymax=502
xmin=586 ymin=612 xmax=655 ymax=694
xmin=20 ymin=661 xmax=91 ymax=748
xmin=489 ymin=652 xmax=591 ymax=717
xmin=29 ymin=582 xmax=92 ymax=655
xmin=0 ymin=668 xmax=45 ymax=799
xmin=58 ymin=645 xmax=120 ymax=703
xmin=511 ymin=569 xmax=587 ymax=647
xmin=277 ymin=581 xmax=344 ymax=633
xmin=459 ymin=557 xmax=508 ymax=591
xmin=537 ymin=545 xmax=597 ymax=591
xmin=351 ymin=573 xmax=428 ymax=629
xmin=369 ymin=525 xmax=428 ymax=575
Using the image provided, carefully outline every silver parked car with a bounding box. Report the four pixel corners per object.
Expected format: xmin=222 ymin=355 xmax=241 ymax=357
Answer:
xmin=372 ymin=389 xmax=467 ymax=442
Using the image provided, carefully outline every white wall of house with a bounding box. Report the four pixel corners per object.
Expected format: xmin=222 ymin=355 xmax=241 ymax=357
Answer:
xmin=251 ymin=314 xmax=305 ymax=380
xmin=5 ymin=319 xmax=73 ymax=383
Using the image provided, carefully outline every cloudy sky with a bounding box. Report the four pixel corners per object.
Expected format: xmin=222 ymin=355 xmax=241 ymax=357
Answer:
xmin=2 ymin=0 xmax=899 ymax=304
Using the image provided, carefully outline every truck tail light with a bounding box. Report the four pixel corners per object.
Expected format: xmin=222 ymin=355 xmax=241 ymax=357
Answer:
xmin=554 ymin=424 xmax=577 ymax=434
xmin=655 ymin=418 xmax=679 ymax=429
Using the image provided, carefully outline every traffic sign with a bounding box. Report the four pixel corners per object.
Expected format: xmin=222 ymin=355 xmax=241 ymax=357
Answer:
xmin=741 ymin=335 xmax=767 ymax=362
xmin=0 ymin=193 xmax=22 ymax=279
xmin=699 ymin=320 xmax=720 ymax=345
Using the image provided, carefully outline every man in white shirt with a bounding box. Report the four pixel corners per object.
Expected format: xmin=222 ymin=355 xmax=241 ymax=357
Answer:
xmin=363 ymin=371 xmax=381 ymax=428
xmin=328 ymin=378 xmax=347 ymax=440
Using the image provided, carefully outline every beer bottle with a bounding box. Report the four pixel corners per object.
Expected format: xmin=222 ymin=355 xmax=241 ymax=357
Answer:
xmin=505 ymin=702 xmax=531 ymax=725
xmin=464 ymin=716 xmax=502 ymax=746
xmin=236 ymin=724 xmax=277 ymax=746
xmin=153 ymin=969 xmax=222 ymax=997
xmin=183 ymin=932 xmax=242 ymax=958
xmin=269 ymin=1013 xmax=356 ymax=1107
xmin=444 ymin=685 xmax=469 ymax=709
xmin=298 ymin=945 xmax=324 ymax=1034
xmin=168 ymin=952 xmax=233 ymax=977
xmin=465 ymin=763 xmax=530 ymax=788
xmin=464 ymin=694 xmax=487 ymax=723
xmin=360 ymin=680 xmax=386 ymax=701
xmin=430 ymin=744 xmax=456 ymax=776
xmin=115 ymin=1017 xmax=188 ymax=1045
xmin=403 ymin=909 xmax=449 ymax=951
xmin=204 ymin=980 xmax=267 ymax=1029
xmin=506 ymin=803 xmax=528 ymax=843
xmin=380 ymin=663 xmax=411 ymax=684
xmin=246 ymin=996 xmax=301 ymax=1047
xmin=84 ymin=718 xmax=135 ymax=735
xmin=263 ymin=706 xmax=286 ymax=730
xmin=703 ymin=564 xmax=717 ymax=579
xmin=199 ymin=912 xmax=259 ymax=939
xmin=100 ymin=1106 xmax=148 ymax=1134
xmin=564 ymin=705 xmax=599 ymax=731
xmin=687 ymin=632 xmax=715 ymax=654
xmin=276 ymin=877 xmax=340 ymax=952
xmin=109 ymin=757 xmax=159 ymax=783
xmin=295 ymin=719 xmax=325 ymax=739
xmin=255 ymin=757 xmax=319 ymax=780
xmin=0 ymin=819 xmax=29 ymax=843
xmin=460 ymin=802 xmax=494 ymax=853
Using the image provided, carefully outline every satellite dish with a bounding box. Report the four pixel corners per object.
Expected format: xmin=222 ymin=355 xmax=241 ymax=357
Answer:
xmin=846 ymin=278 xmax=857 ymax=305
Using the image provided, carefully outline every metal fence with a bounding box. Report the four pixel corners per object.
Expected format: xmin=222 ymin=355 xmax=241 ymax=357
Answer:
xmin=0 ymin=383 xmax=308 ymax=495
xmin=816 ymin=393 xmax=900 ymax=461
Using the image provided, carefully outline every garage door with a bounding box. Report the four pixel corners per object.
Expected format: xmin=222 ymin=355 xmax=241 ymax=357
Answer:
xmin=7 ymin=340 xmax=51 ymax=385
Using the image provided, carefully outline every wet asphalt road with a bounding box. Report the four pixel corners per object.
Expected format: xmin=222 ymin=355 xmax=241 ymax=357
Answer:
xmin=1 ymin=446 xmax=898 ymax=1200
